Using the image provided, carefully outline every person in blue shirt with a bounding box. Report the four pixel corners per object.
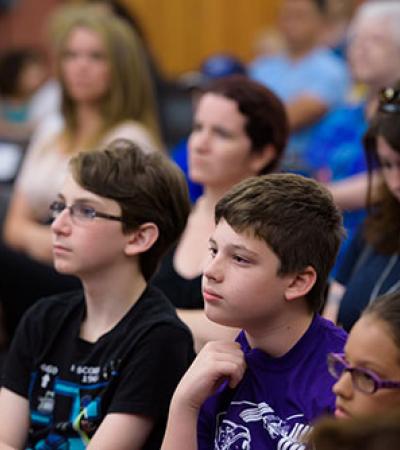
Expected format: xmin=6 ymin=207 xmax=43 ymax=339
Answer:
xmin=249 ymin=0 xmax=350 ymax=176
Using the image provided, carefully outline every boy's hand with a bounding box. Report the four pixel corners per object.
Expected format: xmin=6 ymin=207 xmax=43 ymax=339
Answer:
xmin=173 ymin=341 xmax=246 ymax=412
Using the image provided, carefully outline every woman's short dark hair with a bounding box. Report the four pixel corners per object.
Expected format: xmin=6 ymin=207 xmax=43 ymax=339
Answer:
xmin=200 ymin=75 xmax=289 ymax=174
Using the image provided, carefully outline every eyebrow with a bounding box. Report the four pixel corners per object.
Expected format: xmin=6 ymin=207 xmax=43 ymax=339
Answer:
xmin=56 ymin=193 xmax=104 ymax=207
xmin=208 ymin=237 xmax=259 ymax=257
xmin=345 ymin=353 xmax=387 ymax=375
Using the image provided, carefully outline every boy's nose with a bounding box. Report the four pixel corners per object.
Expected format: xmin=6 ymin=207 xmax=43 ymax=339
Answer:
xmin=51 ymin=208 xmax=72 ymax=234
xmin=203 ymin=255 xmax=224 ymax=282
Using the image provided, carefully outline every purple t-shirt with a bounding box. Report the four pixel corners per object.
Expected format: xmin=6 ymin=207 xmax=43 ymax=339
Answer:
xmin=198 ymin=315 xmax=347 ymax=449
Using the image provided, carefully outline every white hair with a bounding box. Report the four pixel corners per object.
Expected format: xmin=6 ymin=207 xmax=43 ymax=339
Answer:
xmin=349 ymin=1 xmax=400 ymax=48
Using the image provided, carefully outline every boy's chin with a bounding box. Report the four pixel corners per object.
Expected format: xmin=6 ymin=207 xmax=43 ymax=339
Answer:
xmin=205 ymin=308 xmax=239 ymax=329
xmin=53 ymin=262 xmax=74 ymax=276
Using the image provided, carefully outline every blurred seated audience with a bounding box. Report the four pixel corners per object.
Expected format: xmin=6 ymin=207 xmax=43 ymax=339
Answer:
xmin=152 ymin=75 xmax=289 ymax=351
xmin=307 ymin=1 xmax=400 ymax=272
xmin=249 ymin=0 xmax=350 ymax=176
xmin=0 ymin=4 xmax=162 ymax=341
xmin=0 ymin=49 xmax=47 ymax=127
xmin=318 ymin=0 xmax=357 ymax=60
xmin=323 ymin=83 xmax=400 ymax=330
xmin=0 ymin=49 xmax=56 ymax=187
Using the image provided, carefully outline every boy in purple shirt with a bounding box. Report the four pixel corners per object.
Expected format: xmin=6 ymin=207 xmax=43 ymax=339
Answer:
xmin=162 ymin=173 xmax=347 ymax=450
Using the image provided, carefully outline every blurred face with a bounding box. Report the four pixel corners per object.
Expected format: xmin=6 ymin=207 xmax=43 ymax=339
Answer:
xmin=279 ymin=0 xmax=323 ymax=51
xmin=188 ymin=93 xmax=262 ymax=189
xmin=333 ymin=314 xmax=400 ymax=418
xmin=51 ymin=173 xmax=128 ymax=279
xmin=348 ymin=18 xmax=400 ymax=87
xmin=18 ymin=61 xmax=46 ymax=97
xmin=202 ymin=219 xmax=292 ymax=332
xmin=377 ymin=136 xmax=400 ymax=202
xmin=61 ymin=26 xmax=111 ymax=104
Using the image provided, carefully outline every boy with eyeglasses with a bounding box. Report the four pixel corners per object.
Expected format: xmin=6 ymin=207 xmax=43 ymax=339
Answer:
xmin=0 ymin=139 xmax=194 ymax=449
xmin=162 ymin=174 xmax=348 ymax=450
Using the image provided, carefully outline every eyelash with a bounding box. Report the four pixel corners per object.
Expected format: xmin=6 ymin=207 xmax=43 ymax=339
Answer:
xmin=208 ymin=246 xmax=217 ymax=258
xmin=233 ymin=255 xmax=251 ymax=265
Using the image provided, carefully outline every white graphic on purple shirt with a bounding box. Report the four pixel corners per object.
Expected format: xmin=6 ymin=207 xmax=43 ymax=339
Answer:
xmin=214 ymin=401 xmax=311 ymax=450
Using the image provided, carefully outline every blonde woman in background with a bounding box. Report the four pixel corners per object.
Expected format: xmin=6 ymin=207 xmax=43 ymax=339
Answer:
xmin=0 ymin=5 xmax=162 ymax=340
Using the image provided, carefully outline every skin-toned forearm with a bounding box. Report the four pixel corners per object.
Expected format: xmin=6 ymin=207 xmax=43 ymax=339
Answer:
xmin=3 ymin=218 xmax=53 ymax=264
xmin=286 ymin=96 xmax=328 ymax=131
xmin=86 ymin=413 xmax=154 ymax=450
xmin=177 ymin=308 xmax=239 ymax=353
xmin=161 ymin=396 xmax=199 ymax=450
xmin=327 ymin=171 xmax=381 ymax=211
xmin=327 ymin=173 xmax=368 ymax=211
xmin=322 ymin=281 xmax=346 ymax=324
xmin=0 ymin=389 xmax=30 ymax=449
xmin=161 ymin=341 xmax=246 ymax=450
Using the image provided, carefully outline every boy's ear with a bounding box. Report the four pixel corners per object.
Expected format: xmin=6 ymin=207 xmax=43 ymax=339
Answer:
xmin=249 ymin=144 xmax=277 ymax=175
xmin=124 ymin=223 xmax=159 ymax=256
xmin=284 ymin=266 xmax=317 ymax=301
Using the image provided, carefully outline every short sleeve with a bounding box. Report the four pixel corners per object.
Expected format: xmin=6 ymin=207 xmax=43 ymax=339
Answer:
xmin=2 ymin=309 xmax=38 ymax=398
xmin=107 ymin=324 xmax=193 ymax=418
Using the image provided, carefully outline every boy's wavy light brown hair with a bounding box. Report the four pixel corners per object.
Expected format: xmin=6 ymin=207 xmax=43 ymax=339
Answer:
xmin=215 ymin=173 xmax=344 ymax=312
xmin=69 ymin=139 xmax=190 ymax=280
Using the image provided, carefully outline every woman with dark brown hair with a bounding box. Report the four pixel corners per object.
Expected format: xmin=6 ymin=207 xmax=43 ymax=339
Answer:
xmin=323 ymin=81 xmax=400 ymax=331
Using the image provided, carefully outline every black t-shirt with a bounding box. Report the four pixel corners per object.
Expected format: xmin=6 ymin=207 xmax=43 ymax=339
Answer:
xmin=2 ymin=286 xmax=194 ymax=449
xmin=152 ymin=248 xmax=203 ymax=309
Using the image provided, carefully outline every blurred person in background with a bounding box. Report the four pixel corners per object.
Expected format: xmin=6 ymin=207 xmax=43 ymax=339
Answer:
xmin=323 ymin=82 xmax=400 ymax=330
xmin=307 ymin=1 xmax=400 ymax=274
xmin=0 ymin=48 xmax=60 ymax=145
xmin=319 ymin=0 xmax=358 ymax=60
xmin=0 ymin=4 xmax=162 ymax=341
xmin=249 ymin=0 xmax=349 ymax=176
xmin=0 ymin=49 xmax=51 ymax=189
xmin=0 ymin=49 xmax=47 ymax=126
xmin=172 ymin=53 xmax=248 ymax=203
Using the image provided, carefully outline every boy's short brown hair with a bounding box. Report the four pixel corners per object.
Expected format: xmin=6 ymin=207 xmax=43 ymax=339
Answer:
xmin=69 ymin=139 xmax=190 ymax=280
xmin=215 ymin=173 xmax=344 ymax=312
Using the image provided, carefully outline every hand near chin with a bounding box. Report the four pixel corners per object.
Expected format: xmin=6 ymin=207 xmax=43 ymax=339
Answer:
xmin=172 ymin=341 xmax=246 ymax=413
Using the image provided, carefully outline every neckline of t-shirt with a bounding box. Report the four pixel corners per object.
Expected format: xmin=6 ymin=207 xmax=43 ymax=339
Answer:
xmin=237 ymin=314 xmax=321 ymax=371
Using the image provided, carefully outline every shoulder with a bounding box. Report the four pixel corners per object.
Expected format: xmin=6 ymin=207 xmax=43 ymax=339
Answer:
xmin=314 ymin=315 xmax=347 ymax=351
xmin=102 ymin=121 xmax=159 ymax=153
xmin=19 ymin=115 xmax=63 ymax=168
xmin=29 ymin=114 xmax=64 ymax=148
xmin=120 ymin=286 xmax=193 ymax=344
xmin=21 ymin=289 xmax=84 ymax=328
xmin=248 ymin=54 xmax=285 ymax=77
